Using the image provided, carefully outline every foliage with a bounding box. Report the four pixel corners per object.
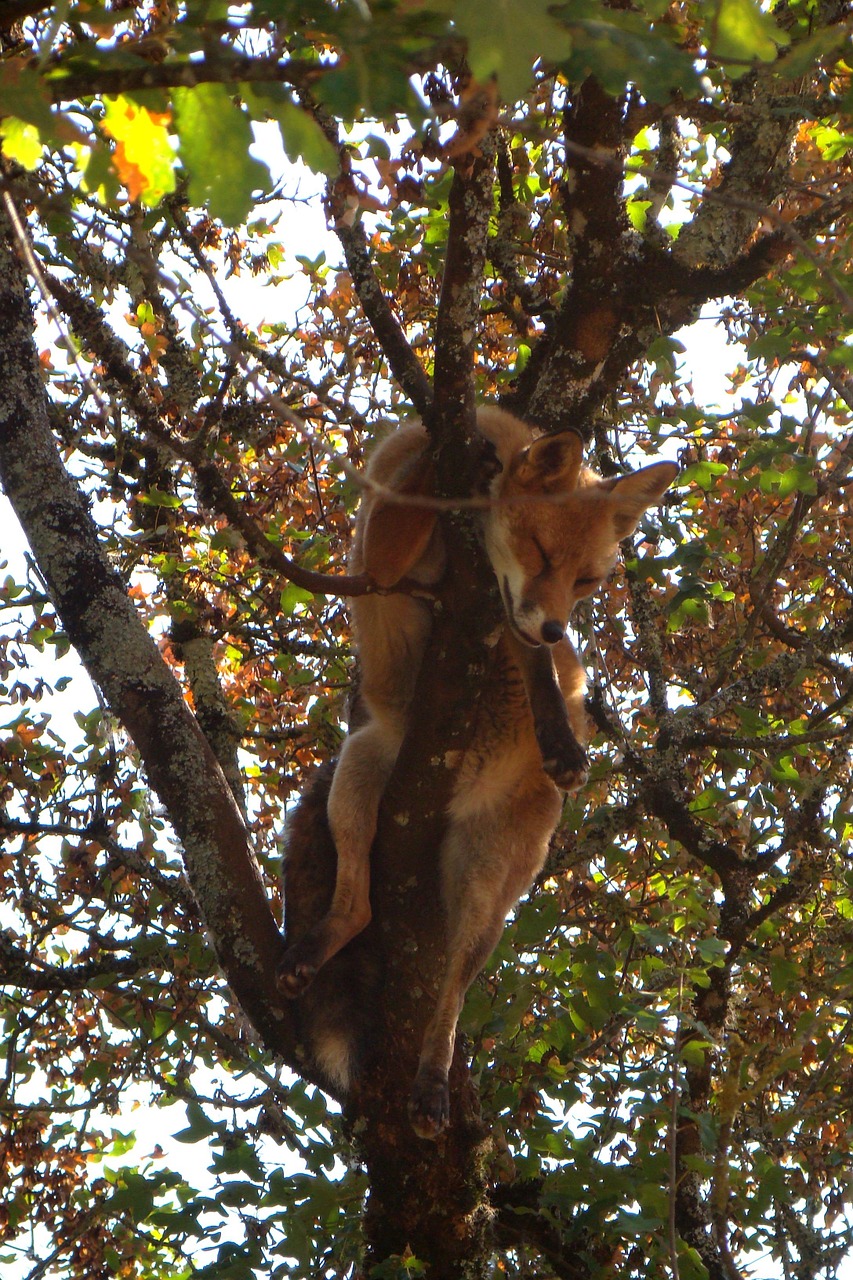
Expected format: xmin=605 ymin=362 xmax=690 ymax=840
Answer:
xmin=0 ymin=1 xmax=852 ymax=1278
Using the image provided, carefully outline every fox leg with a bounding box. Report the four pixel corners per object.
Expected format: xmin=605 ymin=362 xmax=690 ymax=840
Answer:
xmin=408 ymin=896 xmax=506 ymax=1139
xmin=408 ymin=779 xmax=561 ymax=1138
xmin=278 ymin=716 xmax=402 ymax=997
xmin=508 ymin=633 xmax=588 ymax=792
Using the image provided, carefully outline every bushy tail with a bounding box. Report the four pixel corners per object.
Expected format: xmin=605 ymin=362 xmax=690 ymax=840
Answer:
xmin=282 ymin=762 xmax=381 ymax=1095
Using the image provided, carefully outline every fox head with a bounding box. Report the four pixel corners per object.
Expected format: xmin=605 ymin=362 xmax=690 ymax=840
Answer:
xmin=360 ymin=420 xmax=678 ymax=643
xmin=484 ymin=430 xmax=678 ymax=648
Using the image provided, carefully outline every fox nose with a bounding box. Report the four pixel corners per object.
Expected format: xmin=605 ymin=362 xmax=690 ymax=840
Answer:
xmin=540 ymin=620 xmax=564 ymax=645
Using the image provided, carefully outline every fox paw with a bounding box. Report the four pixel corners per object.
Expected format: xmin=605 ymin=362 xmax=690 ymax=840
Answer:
xmin=538 ymin=730 xmax=588 ymax=792
xmin=542 ymin=752 xmax=588 ymax=793
xmin=276 ymin=941 xmax=320 ymax=998
xmin=408 ymin=1069 xmax=450 ymax=1140
xmin=535 ymin=714 xmax=587 ymax=783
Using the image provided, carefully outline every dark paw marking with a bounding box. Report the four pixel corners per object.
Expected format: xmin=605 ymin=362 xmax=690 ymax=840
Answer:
xmin=277 ymin=940 xmax=321 ymax=998
xmin=537 ymin=724 xmax=588 ymax=792
xmin=542 ymin=750 xmax=589 ymax=793
xmin=408 ymin=1070 xmax=450 ymax=1140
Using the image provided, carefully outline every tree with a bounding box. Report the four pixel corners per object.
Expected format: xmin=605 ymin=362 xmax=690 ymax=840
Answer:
xmin=0 ymin=0 xmax=852 ymax=1276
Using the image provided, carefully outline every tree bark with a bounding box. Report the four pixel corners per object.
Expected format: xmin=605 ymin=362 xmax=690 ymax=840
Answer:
xmin=344 ymin=117 xmax=502 ymax=1279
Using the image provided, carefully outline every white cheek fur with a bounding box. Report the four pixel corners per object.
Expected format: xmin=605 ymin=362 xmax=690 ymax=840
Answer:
xmin=485 ymin=520 xmax=541 ymax=634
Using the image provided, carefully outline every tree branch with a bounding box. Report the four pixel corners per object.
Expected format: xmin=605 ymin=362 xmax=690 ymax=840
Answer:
xmin=493 ymin=1180 xmax=596 ymax=1279
xmin=515 ymin=78 xmax=631 ymax=436
xmin=42 ymin=52 xmax=323 ymax=104
xmin=41 ymin=270 xmax=403 ymax=599
xmin=332 ymin=214 xmax=434 ymax=416
xmin=430 ymin=106 xmax=498 ymax=488
xmin=0 ymin=930 xmax=162 ymax=992
xmin=296 ymin=97 xmax=435 ymax=417
xmin=171 ymin=616 xmax=248 ymax=817
xmin=0 ymin=198 xmax=296 ymax=1062
xmin=345 ymin=93 xmax=502 ymax=1274
xmin=510 ymin=29 xmax=853 ymax=432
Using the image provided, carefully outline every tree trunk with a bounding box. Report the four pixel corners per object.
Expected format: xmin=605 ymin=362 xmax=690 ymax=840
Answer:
xmin=346 ymin=528 xmax=504 ymax=1275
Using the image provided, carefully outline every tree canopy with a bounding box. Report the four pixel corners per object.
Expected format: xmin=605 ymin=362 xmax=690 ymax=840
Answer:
xmin=1 ymin=1 xmax=853 ymax=1277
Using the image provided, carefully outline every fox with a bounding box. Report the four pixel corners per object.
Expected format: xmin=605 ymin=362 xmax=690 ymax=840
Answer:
xmin=279 ymin=406 xmax=678 ymax=1137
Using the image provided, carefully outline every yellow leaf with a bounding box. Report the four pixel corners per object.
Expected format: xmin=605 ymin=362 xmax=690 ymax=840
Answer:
xmin=101 ymin=96 xmax=177 ymax=205
xmin=1 ymin=118 xmax=43 ymax=170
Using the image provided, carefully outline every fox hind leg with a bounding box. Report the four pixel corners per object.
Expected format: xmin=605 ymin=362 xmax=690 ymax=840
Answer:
xmin=278 ymin=716 xmax=402 ymax=997
xmin=408 ymin=911 xmax=507 ymax=1139
xmin=408 ymin=781 xmax=561 ymax=1138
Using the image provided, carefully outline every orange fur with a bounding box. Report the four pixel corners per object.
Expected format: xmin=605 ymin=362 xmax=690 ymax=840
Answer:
xmin=279 ymin=407 xmax=678 ymax=1137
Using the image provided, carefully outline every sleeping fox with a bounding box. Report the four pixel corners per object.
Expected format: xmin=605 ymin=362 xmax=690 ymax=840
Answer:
xmin=279 ymin=407 xmax=678 ymax=1137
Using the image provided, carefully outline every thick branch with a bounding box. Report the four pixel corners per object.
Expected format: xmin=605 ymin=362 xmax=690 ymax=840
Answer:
xmin=346 ymin=103 xmax=501 ymax=1277
xmin=517 ymin=79 xmax=630 ymax=436
xmin=673 ymin=72 xmax=794 ymax=272
xmin=171 ymin=617 xmax=248 ymax=817
xmin=42 ymin=52 xmax=322 ymax=104
xmin=430 ymin=115 xmax=497 ymax=487
xmin=489 ymin=135 xmax=548 ymax=324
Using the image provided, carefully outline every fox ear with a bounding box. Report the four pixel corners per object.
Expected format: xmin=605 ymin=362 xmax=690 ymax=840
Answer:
xmin=361 ymin=455 xmax=437 ymax=588
xmin=609 ymin=460 xmax=679 ymax=538
xmin=512 ymin=430 xmax=585 ymax=491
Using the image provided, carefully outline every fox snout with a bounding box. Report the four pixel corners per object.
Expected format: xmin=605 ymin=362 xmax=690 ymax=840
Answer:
xmin=540 ymin=620 xmax=565 ymax=644
xmin=518 ymin=614 xmax=567 ymax=647
xmin=508 ymin=601 xmax=569 ymax=648
xmin=498 ymin=573 xmax=571 ymax=648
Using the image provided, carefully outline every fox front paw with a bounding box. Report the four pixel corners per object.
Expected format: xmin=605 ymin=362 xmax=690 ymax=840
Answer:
xmin=276 ymin=939 xmax=321 ymax=998
xmin=408 ymin=1068 xmax=450 ymax=1140
xmin=542 ymin=751 xmax=588 ymax=793
xmin=537 ymin=726 xmax=589 ymax=793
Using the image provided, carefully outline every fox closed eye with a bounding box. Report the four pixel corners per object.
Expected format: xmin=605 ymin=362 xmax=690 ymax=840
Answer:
xmin=531 ymin=535 xmax=552 ymax=574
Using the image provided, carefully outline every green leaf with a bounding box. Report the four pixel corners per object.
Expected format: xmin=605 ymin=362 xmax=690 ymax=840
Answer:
xmin=564 ymin=13 xmax=697 ymax=100
xmin=709 ymin=0 xmax=789 ymax=63
xmin=243 ymin=88 xmax=338 ymax=176
xmin=173 ymin=1099 xmax=220 ymax=1143
xmin=0 ymin=61 xmax=86 ymax=164
xmin=173 ymin=84 xmax=272 ymax=226
xmin=777 ymin=23 xmax=850 ymax=77
xmin=443 ymin=0 xmax=573 ymax=103
xmin=276 ymin=101 xmax=339 ymax=175
xmin=0 ymin=64 xmax=62 ymax=136
xmin=280 ymin=583 xmax=315 ymax=615
xmin=626 ymin=197 xmax=652 ymax=231
xmin=137 ymin=487 xmax=182 ymax=509
xmin=678 ymin=460 xmax=728 ymax=491
xmin=776 ymin=462 xmax=817 ymax=498
xmin=681 ymin=1039 xmax=711 ymax=1067
xmin=813 ymin=124 xmax=853 ymax=162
